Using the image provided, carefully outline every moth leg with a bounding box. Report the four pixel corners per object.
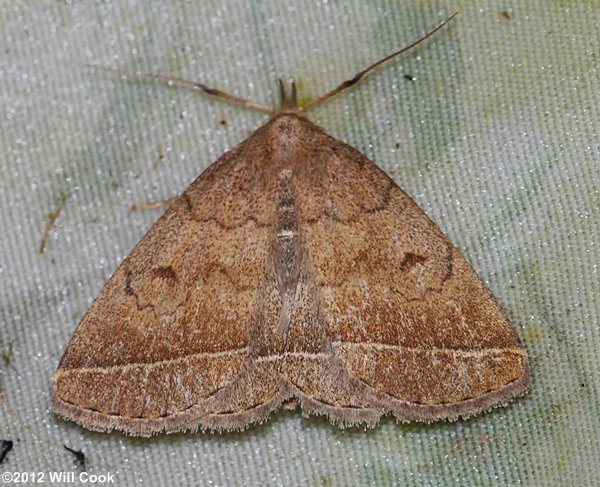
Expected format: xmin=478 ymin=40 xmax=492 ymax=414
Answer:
xmin=129 ymin=197 xmax=175 ymax=212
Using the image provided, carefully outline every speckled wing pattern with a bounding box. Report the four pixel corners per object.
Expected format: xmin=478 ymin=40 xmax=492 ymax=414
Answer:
xmin=52 ymin=114 xmax=529 ymax=436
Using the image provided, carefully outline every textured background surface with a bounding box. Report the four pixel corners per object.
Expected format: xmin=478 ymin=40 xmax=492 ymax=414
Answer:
xmin=1 ymin=0 xmax=598 ymax=485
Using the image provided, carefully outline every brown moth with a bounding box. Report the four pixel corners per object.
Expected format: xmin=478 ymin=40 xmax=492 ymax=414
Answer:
xmin=52 ymin=14 xmax=529 ymax=436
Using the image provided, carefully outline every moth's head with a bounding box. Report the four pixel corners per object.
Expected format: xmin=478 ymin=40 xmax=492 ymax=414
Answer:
xmin=276 ymin=79 xmax=300 ymax=114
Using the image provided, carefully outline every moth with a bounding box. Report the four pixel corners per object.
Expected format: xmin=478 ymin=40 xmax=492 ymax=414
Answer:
xmin=52 ymin=14 xmax=529 ymax=436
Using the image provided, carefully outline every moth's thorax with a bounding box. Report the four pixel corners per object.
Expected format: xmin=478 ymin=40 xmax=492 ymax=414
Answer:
xmin=266 ymin=113 xmax=313 ymax=160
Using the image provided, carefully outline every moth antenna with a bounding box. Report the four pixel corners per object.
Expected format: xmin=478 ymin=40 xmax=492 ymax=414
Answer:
xmin=84 ymin=65 xmax=276 ymax=114
xmin=298 ymin=11 xmax=459 ymax=112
